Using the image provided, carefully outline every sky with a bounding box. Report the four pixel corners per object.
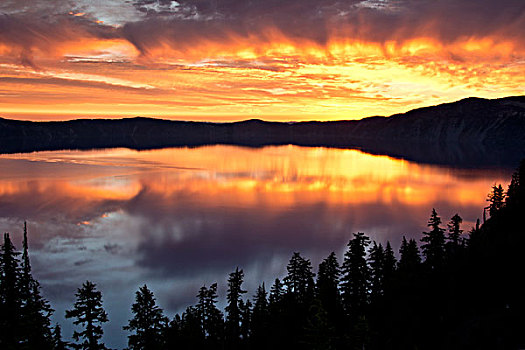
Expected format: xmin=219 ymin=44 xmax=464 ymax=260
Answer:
xmin=0 ymin=0 xmax=524 ymax=121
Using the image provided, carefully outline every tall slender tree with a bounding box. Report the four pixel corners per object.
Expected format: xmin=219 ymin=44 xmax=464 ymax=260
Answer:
xmin=446 ymin=214 xmax=464 ymax=257
xmin=196 ymin=283 xmax=224 ymax=345
xmin=421 ymin=209 xmax=446 ymax=270
xmin=239 ymin=299 xmax=252 ymax=342
xmin=398 ymin=237 xmax=421 ymax=273
xmin=268 ymin=278 xmax=284 ymax=306
xmin=283 ymin=252 xmax=315 ymax=305
xmin=225 ymin=267 xmax=247 ymax=346
xmin=65 ymin=281 xmax=108 ymax=350
xmin=341 ymin=232 xmax=371 ymax=316
xmin=19 ymin=222 xmax=54 ymax=349
xmin=368 ymin=242 xmax=384 ymax=301
xmin=383 ymin=241 xmax=397 ymax=280
xmin=52 ymin=324 xmax=68 ymax=350
xmin=316 ymin=252 xmax=341 ymax=319
xmin=251 ymin=283 xmax=269 ymax=347
xmin=0 ymin=232 xmax=22 ymax=349
xmin=124 ymin=284 xmax=168 ymax=350
xmin=487 ymin=184 xmax=505 ymax=216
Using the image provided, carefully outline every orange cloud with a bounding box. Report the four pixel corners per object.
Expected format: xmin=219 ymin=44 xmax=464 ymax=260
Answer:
xmin=0 ymin=0 xmax=523 ymax=120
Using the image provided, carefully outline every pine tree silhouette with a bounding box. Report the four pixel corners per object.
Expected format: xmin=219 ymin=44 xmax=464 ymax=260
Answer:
xmin=250 ymin=283 xmax=269 ymax=349
xmin=124 ymin=284 xmax=168 ymax=350
xmin=225 ymin=267 xmax=247 ymax=347
xmin=0 ymin=232 xmax=22 ymax=349
xmin=421 ymin=209 xmax=446 ymax=270
xmin=316 ymin=252 xmax=341 ymax=323
xmin=341 ymin=232 xmax=371 ymax=316
xmin=19 ymin=222 xmax=54 ymax=349
xmin=65 ymin=281 xmax=108 ymax=350
xmin=196 ymin=283 xmax=224 ymax=346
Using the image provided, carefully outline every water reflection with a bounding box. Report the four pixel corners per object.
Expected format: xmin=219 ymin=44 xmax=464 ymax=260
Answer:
xmin=0 ymin=145 xmax=510 ymax=348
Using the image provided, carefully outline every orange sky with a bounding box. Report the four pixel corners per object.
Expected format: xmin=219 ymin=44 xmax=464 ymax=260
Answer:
xmin=0 ymin=0 xmax=523 ymax=121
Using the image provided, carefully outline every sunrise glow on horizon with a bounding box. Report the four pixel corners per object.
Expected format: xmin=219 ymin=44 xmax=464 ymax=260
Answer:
xmin=1 ymin=0 xmax=524 ymax=121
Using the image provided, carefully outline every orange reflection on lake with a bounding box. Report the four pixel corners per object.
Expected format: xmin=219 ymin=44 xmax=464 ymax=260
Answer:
xmin=0 ymin=145 xmax=511 ymax=348
xmin=0 ymin=145 xmax=507 ymax=211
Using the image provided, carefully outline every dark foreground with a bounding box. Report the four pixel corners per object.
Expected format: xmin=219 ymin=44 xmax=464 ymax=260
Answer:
xmin=1 ymin=161 xmax=525 ymax=349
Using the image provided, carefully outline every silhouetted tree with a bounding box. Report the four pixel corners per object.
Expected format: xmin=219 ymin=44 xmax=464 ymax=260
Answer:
xmin=251 ymin=283 xmax=269 ymax=348
xmin=341 ymin=232 xmax=371 ymax=316
xmin=303 ymin=299 xmax=335 ymax=350
xmin=506 ymin=160 xmax=525 ymax=208
xmin=446 ymin=214 xmax=464 ymax=259
xmin=284 ymin=252 xmax=315 ymax=305
xmin=19 ymin=222 xmax=54 ymax=349
xmin=196 ymin=283 xmax=224 ymax=345
xmin=65 ymin=281 xmax=108 ymax=350
xmin=180 ymin=306 xmax=204 ymax=347
xmin=421 ymin=209 xmax=446 ymax=270
xmin=368 ymin=242 xmax=384 ymax=301
xmin=281 ymin=252 xmax=316 ymax=346
xmin=124 ymin=284 xmax=168 ymax=350
xmin=225 ymin=267 xmax=247 ymax=347
xmin=239 ymin=299 xmax=252 ymax=342
xmin=0 ymin=232 xmax=22 ymax=349
xmin=487 ymin=184 xmax=505 ymax=216
xmin=52 ymin=324 xmax=68 ymax=350
xmin=269 ymin=278 xmax=284 ymax=306
xmin=316 ymin=252 xmax=341 ymax=320
xmin=382 ymin=241 xmax=397 ymax=288
xmin=398 ymin=237 xmax=421 ymax=273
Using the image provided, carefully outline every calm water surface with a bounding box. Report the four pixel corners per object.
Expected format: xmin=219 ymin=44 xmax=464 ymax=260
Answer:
xmin=0 ymin=145 xmax=511 ymax=348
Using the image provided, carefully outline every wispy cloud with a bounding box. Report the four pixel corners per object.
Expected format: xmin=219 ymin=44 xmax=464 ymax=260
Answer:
xmin=0 ymin=0 xmax=523 ymax=120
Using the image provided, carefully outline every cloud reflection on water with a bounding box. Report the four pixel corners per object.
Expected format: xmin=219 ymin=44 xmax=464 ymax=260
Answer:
xmin=0 ymin=145 xmax=510 ymax=348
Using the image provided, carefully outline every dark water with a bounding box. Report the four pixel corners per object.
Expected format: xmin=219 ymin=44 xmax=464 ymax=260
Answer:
xmin=0 ymin=145 xmax=511 ymax=348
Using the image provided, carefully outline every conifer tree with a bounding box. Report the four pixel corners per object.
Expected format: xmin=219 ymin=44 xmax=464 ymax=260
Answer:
xmin=446 ymin=214 xmax=463 ymax=255
xmin=304 ymin=299 xmax=335 ymax=350
xmin=239 ymin=299 xmax=252 ymax=342
xmin=487 ymin=184 xmax=505 ymax=216
xmin=421 ymin=209 xmax=446 ymax=270
xmin=398 ymin=237 xmax=421 ymax=273
xmin=0 ymin=232 xmax=22 ymax=349
xmin=268 ymin=278 xmax=284 ymax=306
xmin=316 ymin=252 xmax=341 ymax=318
xmin=506 ymin=160 xmax=525 ymax=208
xmin=382 ymin=241 xmax=397 ymax=284
xmin=52 ymin=324 xmax=68 ymax=350
xmin=284 ymin=252 xmax=315 ymax=305
xmin=368 ymin=242 xmax=384 ymax=301
xmin=251 ymin=283 xmax=269 ymax=346
xmin=65 ymin=281 xmax=108 ymax=350
xmin=341 ymin=232 xmax=371 ymax=316
xmin=124 ymin=284 xmax=168 ymax=350
xmin=196 ymin=283 xmax=224 ymax=345
xmin=225 ymin=267 xmax=247 ymax=345
xmin=19 ymin=222 xmax=54 ymax=349
xmin=180 ymin=306 xmax=204 ymax=346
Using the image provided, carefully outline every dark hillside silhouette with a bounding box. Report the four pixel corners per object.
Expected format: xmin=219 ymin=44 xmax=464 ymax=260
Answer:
xmin=1 ymin=96 xmax=524 ymax=168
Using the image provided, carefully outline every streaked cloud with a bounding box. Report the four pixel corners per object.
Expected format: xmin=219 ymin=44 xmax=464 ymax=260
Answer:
xmin=0 ymin=0 xmax=523 ymax=120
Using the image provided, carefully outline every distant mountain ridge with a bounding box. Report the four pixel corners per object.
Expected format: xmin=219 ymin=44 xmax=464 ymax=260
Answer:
xmin=1 ymin=96 xmax=524 ymax=168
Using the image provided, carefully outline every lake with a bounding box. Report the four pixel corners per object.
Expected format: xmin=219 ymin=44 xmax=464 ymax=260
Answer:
xmin=0 ymin=145 xmax=511 ymax=348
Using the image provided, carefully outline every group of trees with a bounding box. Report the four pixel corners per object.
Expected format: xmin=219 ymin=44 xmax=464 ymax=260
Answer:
xmin=2 ymin=161 xmax=525 ymax=349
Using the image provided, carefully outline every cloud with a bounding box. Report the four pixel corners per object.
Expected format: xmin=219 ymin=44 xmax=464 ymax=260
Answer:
xmin=121 ymin=0 xmax=525 ymax=58
xmin=0 ymin=12 xmax=119 ymax=67
xmin=1 ymin=0 xmax=523 ymax=66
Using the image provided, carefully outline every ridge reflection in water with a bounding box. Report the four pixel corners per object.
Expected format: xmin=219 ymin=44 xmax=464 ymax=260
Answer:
xmin=0 ymin=145 xmax=510 ymax=348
